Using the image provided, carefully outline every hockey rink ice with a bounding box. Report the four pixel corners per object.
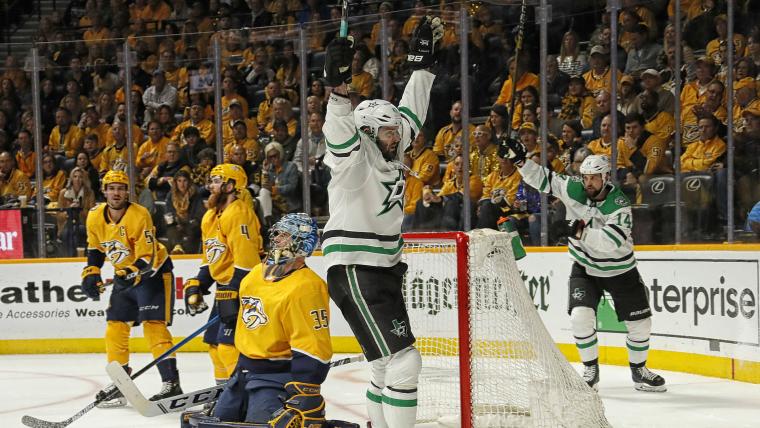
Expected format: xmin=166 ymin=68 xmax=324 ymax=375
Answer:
xmin=2 ymin=353 xmax=760 ymax=428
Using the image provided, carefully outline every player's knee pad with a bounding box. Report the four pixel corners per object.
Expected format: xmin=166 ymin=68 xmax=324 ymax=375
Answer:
xmin=369 ymin=355 xmax=391 ymax=389
xmin=217 ymin=343 xmax=240 ymax=377
xmin=624 ymin=317 xmax=652 ymax=341
xmin=105 ymin=321 xmax=131 ymax=365
xmin=385 ymin=346 xmax=422 ymax=390
xmin=143 ymin=320 xmax=174 ymax=358
xmin=569 ymin=306 xmax=596 ymax=337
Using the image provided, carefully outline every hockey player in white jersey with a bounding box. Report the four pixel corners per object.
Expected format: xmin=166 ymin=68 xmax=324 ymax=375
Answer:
xmin=504 ymin=139 xmax=666 ymax=393
xmin=320 ymin=16 xmax=443 ymax=428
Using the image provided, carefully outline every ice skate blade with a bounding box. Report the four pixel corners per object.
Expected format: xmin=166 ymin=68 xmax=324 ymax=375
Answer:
xmin=634 ymin=383 xmax=667 ymax=392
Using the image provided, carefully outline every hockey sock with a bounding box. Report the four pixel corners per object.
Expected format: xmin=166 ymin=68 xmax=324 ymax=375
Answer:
xmin=366 ymin=381 xmax=387 ymax=428
xmin=382 ymin=346 xmax=421 ymax=428
xmin=217 ymin=343 xmax=240 ymax=379
xmin=209 ymin=346 xmax=229 ymax=381
xmin=367 ymin=356 xmax=390 ymax=428
xmin=625 ymin=318 xmax=651 ymax=367
xmin=157 ymin=357 xmax=179 ymax=382
xmin=570 ymin=307 xmax=599 ymax=364
xmin=143 ymin=320 xmax=175 ymax=359
xmin=105 ymin=320 xmax=131 ymax=365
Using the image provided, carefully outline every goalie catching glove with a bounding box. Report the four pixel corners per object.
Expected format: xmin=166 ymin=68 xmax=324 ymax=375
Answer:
xmin=408 ymin=15 xmax=444 ymax=69
xmin=324 ymin=37 xmax=354 ymax=87
xmin=184 ymin=278 xmax=209 ymax=316
xmin=81 ymin=266 xmax=105 ymax=299
xmin=268 ymin=382 xmax=326 ymax=428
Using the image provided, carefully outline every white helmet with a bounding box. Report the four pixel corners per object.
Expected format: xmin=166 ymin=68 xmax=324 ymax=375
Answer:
xmin=579 ymin=154 xmax=611 ymax=176
xmin=353 ymin=99 xmax=402 ymax=141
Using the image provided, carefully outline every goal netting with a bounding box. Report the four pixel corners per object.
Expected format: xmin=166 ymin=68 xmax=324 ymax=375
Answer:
xmin=402 ymin=230 xmax=610 ymax=428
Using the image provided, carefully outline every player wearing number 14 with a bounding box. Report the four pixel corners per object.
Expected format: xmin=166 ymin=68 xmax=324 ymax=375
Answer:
xmin=503 ymin=141 xmax=667 ymax=393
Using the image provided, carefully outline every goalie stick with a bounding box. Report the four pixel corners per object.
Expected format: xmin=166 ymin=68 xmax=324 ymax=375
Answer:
xmin=21 ymin=315 xmax=220 ymax=428
xmin=107 ymin=354 xmax=366 ymax=417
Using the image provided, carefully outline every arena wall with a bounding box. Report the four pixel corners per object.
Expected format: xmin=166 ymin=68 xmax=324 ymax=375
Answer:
xmin=1 ymin=245 xmax=759 ymax=383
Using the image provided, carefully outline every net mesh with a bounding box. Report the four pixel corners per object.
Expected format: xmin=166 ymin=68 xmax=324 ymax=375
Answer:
xmin=403 ymin=230 xmax=611 ymax=428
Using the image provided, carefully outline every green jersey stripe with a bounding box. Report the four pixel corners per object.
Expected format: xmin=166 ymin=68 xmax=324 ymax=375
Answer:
xmin=322 ymin=241 xmax=404 ymax=256
xmin=326 ymin=132 xmax=360 ymax=151
xmin=399 ymin=106 xmax=422 ymax=130
xmin=602 ymin=229 xmax=622 ymax=247
xmin=569 ymin=247 xmax=637 ymax=272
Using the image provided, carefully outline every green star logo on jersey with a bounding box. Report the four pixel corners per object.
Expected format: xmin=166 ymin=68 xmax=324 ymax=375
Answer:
xmin=378 ymin=170 xmax=405 ymax=216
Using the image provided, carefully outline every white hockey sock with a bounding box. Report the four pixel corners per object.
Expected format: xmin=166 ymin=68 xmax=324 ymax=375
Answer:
xmin=625 ymin=318 xmax=651 ymax=367
xmin=366 ymin=382 xmax=388 ymax=428
xmin=575 ymin=330 xmax=599 ymax=364
xmin=382 ymin=386 xmax=418 ymax=428
xmin=570 ymin=307 xmax=599 ymax=364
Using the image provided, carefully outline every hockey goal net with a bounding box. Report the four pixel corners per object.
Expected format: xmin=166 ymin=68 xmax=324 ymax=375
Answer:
xmin=402 ymin=230 xmax=610 ymax=428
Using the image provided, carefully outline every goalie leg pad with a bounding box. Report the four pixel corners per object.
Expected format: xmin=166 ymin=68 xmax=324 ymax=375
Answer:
xmin=269 ymin=382 xmax=326 ymax=428
xmin=381 ymin=346 xmax=421 ymax=428
xmin=570 ymin=306 xmax=599 ymax=364
xmin=105 ymin=320 xmax=131 ymax=365
xmin=624 ymin=317 xmax=652 ymax=367
xmin=212 ymin=370 xmax=248 ymax=423
xmin=243 ymin=372 xmax=292 ymax=423
xmin=366 ymin=356 xmax=390 ymax=428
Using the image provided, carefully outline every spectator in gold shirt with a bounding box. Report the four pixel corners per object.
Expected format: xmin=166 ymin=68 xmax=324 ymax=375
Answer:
xmin=402 ymin=131 xmax=440 ymax=231
xmin=681 ymin=115 xmax=726 ymax=173
xmin=0 ymin=151 xmax=32 ymax=201
xmin=349 ymin=50 xmax=375 ymax=99
xmin=470 ymin=125 xmax=499 ymax=181
xmin=476 ymin=144 xmax=522 ymax=230
xmin=433 ymin=100 xmax=475 ymax=159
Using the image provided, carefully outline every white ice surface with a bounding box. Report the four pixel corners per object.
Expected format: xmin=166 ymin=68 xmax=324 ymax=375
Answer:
xmin=2 ymin=353 xmax=759 ymax=428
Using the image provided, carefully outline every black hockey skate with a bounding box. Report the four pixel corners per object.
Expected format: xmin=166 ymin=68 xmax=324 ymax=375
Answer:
xmin=150 ymin=380 xmax=183 ymax=401
xmin=96 ymin=386 xmax=127 ymax=408
xmin=583 ymin=363 xmax=600 ymax=390
xmin=631 ymin=366 xmax=667 ymax=392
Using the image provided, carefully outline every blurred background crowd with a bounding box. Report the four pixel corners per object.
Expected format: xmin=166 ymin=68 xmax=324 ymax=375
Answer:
xmin=1 ymin=0 xmax=759 ymax=258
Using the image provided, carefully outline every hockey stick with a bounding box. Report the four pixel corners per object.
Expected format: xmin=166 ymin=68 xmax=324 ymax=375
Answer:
xmin=21 ymin=315 xmax=220 ymax=428
xmin=507 ymin=0 xmax=529 ymax=127
xmin=339 ymin=0 xmax=349 ymax=37
xmin=108 ymin=353 xmax=366 ymax=417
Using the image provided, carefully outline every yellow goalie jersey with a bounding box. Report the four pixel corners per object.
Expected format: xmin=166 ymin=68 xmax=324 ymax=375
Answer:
xmin=235 ymin=263 xmax=333 ymax=364
xmin=200 ymin=198 xmax=262 ymax=285
xmin=85 ymin=202 xmax=168 ymax=272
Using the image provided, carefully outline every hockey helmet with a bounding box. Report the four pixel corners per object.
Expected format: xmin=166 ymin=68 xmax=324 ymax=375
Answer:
xmin=102 ymin=170 xmax=129 ymax=189
xmin=265 ymin=213 xmax=320 ymax=266
xmin=579 ymin=154 xmax=611 ymax=176
xmin=209 ymin=163 xmax=246 ymax=190
xmin=353 ymin=99 xmax=402 ymax=142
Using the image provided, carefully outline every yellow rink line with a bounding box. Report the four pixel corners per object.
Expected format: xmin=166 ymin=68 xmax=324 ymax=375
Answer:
xmin=2 ymin=336 xmax=758 ymax=384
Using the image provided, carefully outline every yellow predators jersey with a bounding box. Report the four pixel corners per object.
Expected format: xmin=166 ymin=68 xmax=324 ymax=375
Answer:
xmin=235 ymin=264 xmax=332 ymax=363
xmin=86 ymin=202 xmax=168 ymax=271
xmin=200 ymin=198 xmax=262 ymax=285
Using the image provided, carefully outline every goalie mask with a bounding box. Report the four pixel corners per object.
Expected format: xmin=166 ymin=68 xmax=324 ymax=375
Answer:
xmin=265 ymin=212 xmax=319 ymax=266
xmin=354 ymin=99 xmax=402 ymax=161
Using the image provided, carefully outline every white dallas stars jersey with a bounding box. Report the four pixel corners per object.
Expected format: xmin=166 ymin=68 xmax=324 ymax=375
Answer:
xmin=518 ymin=160 xmax=636 ymax=277
xmin=322 ymin=70 xmax=435 ymax=269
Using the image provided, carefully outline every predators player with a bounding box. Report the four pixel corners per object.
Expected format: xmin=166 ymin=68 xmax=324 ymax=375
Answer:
xmin=183 ymin=163 xmax=263 ymax=387
xmin=189 ymin=213 xmax=350 ymax=428
xmin=81 ymin=170 xmax=182 ymax=407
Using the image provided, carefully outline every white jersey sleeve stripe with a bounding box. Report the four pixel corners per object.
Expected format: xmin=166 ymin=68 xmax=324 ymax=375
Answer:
xmin=326 ymin=131 xmax=360 ymax=153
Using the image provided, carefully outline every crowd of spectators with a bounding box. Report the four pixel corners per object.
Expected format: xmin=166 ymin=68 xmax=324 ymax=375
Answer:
xmin=1 ymin=0 xmax=760 ymax=257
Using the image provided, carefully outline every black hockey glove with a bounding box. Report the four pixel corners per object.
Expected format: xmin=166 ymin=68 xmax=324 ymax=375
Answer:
xmin=114 ymin=265 xmax=141 ymax=288
xmin=81 ymin=266 xmax=104 ymax=299
xmin=566 ymin=219 xmax=586 ymax=240
xmin=324 ymin=37 xmax=354 ymax=86
xmin=184 ymin=278 xmax=209 ymax=316
xmin=503 ymin=138 xmax=527 ymax=165
xmin=408 ymin=15 xmax=444 ymax=70
xmin=216 ymin=285 xmax=239 ymax=325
